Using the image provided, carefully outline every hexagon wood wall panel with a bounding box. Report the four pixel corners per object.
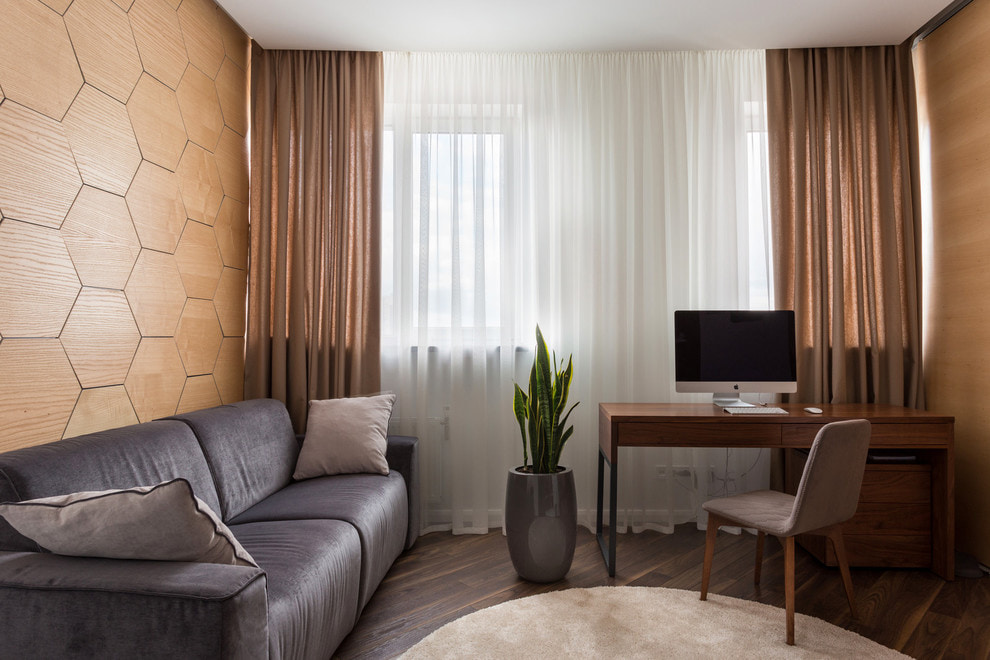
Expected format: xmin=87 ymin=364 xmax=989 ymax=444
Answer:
xmin=61 ymin=288 xmax=141 ymax=387
xmin=215 ymin=127 xmax=248 ymax=203
xmin=126 ymin=160 xmax=187 ymax=253
xmin=63 ymin=385 xmax=139 ymax=438
xmin=175 ymin=220 xmax=224 ymax=298
xmin=0 ymin=0 xmax=83 ymax=121
xmin=62 ymin=186 xmax=142 ymax=289
xmin=214 ymin=267 xmax=247 ymax=337
xmin=175 ymin=298 xmax=223 ymax=375
xmin=40 ymin=0 xmax=72 ymax=13
xmin=0 ymin=101 xmax=83 ymax=229
xmin=216 ymin=6 xmax=248 ymax=71
xmin=64 ymin=0 xmax=143 ymax=103
xmin=63 ymin=84 xmax=142 ymax=195
xmin=0 ymin=219 xmax=81 ymax=338
xmin=176 ymin=143 xmax=223 ymax=224
xmin=0 ymin=0 xmax=248 ymax=450
xmin=215 ymin=197 xmax=248 ymax=269
xmin=128 ymin=0 xmax=189 ymax=90
xmin=128 ymin=73 xmax=188 ymax=171
xmin=177 ymin=65 xmax=224 ymax=150
xmin=214 ymin=336 xmax=245 ymax=404
xmin=125 ymin=248 xmax=187 ymax=336
xmin=0 ymin=339 xmax=81 ymax=451
xmin=176 ymin=375 xmax=221 ymax=414
xmin=215 ymin=58 xmax=247 ymax=137
xmin=125 ymin=337 xmax=186 ymax=422
xmin=177 ymin=0 xmax=225 ymax=79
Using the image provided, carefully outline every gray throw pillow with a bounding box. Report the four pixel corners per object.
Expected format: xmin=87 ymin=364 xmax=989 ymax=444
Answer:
xmin=0 ymin=478 xmax=257 ymax=567
xmin=294 ymin=393 xmax=396 ymax=479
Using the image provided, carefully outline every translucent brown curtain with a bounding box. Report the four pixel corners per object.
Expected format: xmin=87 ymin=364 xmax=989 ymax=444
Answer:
xmin=247 ymin=47 xmax=382 ymax=430
xmin=767 ymin=46 xmax=924 ymax=407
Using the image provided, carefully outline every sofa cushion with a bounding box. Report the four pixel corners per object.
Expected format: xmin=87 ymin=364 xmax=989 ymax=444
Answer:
xmin=230 ymin=473 xmax=408 ymax=612
xmin=230 ymin=519 xmax=362 ymax=659
xmin=294 ymin=393 xmax=395 ymax=479
xmin=170 ymin=400 xmax=299 ymax=521
xmin=0 ymin=420 xmax=221 ymax=552
xmin=0 ymin=479 xmax=256 ymax=567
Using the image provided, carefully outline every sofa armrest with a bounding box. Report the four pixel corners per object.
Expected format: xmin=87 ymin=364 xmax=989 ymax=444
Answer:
xmin=0 ymin=551 xmax=268 ymax=659
xmin=386 ymin=435 xmax=420 ymax=549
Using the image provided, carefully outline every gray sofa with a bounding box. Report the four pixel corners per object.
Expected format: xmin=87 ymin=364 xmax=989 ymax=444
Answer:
xmin=0 ymin=398 xmax=419 ymax=659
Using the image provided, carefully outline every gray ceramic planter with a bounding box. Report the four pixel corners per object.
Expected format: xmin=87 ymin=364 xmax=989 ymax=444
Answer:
xmin=504 ymin=466 xmax=577 ymax=583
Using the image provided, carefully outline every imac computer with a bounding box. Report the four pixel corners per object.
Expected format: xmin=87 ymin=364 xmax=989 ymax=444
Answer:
xmin=674 ymin=310 xmax=797 ymax=407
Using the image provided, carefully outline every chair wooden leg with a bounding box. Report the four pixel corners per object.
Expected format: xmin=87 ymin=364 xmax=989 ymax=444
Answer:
xmin=828 ymin=526 xmax=858 ymax=619
xmin=700 ymin=516 xmax=721 ymax=601
xmin=784 ymin=536 xmax=795 ymax=645
xmin=754 ymin=531 xmax=765 ymax=585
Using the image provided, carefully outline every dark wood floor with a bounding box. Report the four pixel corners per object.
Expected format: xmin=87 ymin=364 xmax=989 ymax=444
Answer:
xmin=335 ymin=525 xmax=990 ymax=659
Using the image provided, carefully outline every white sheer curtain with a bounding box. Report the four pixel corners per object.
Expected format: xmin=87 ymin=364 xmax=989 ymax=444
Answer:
xmin=381 ymin=51 xmax=772 ymax=535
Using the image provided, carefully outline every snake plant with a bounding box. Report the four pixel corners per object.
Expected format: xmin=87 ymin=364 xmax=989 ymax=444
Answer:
xmin=512 ymin=326 xmax=579 ymax=473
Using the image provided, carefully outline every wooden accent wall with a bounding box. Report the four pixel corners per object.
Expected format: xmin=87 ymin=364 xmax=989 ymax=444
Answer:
xmin=0 ymin=0 xmax=249 ymax=451
xmin=914 ymin=0 xmax=990 ymax=564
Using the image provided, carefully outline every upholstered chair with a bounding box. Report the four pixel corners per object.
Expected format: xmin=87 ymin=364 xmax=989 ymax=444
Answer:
xmin=699 ymin=419 xmax=872 ymax=645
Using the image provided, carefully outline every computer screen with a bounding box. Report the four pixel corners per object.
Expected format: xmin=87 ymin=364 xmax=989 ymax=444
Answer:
xmin=674 ymin=310 xmax=797 ymax=407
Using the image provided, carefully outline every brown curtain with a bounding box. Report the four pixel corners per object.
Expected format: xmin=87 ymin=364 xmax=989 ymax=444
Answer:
xmin=767 ymin=46 xmax=924 ymax=408
xmin=247 ymin=47 xmax=383 ymax=430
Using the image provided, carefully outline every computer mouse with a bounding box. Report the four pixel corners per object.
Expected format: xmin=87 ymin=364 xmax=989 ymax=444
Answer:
xmin=804 ymin=407 xmax=823 ymax=414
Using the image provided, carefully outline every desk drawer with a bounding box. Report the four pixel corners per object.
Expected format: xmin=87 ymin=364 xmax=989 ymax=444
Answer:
xmin=869 ymin=423 xmax=952 ymax=446
xmin=842 ymin=501 xmax=931 ymax=535
xmin=782 ymin=422 xmax=951 ymax=447
xmin=787 ymin=449 xmax=932 ymax=569
xmin=619 ymin=422 xmax=780 ymax=447
xmin=860 ymin=466 xmax=931 ymax=503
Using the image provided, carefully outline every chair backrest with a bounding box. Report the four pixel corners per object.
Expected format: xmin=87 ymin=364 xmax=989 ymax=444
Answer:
xmin=786 ymin=419 xmax=871 ymax=536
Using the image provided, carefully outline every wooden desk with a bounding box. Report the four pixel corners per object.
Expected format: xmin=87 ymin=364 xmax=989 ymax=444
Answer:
xmin=596 ymin=403 xmax=955 ymax=579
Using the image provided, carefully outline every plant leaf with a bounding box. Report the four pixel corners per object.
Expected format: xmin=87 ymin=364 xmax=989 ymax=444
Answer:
xmin=535 ymin=326 xmax=554 ymax=471
xmin=513 ymin=384 xmax=529 ymax=469
xmin=555 ymin=356 xmax=573 ymax=419
xmin=558 ymin=425 xmax=575 ymax=454
xmin=528 ymin=359 xmax=541 ymax=471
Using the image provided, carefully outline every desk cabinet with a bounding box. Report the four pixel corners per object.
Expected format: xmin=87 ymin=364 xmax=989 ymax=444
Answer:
xmin=787 ymin=451 xmax=932 ymax=568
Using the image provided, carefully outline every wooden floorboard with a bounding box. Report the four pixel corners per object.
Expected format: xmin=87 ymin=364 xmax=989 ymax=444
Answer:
xmin=335 ymin=525 xmax=990 ymax=659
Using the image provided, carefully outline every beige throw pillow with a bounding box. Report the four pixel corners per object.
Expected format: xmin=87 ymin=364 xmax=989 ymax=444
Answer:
xmin=0 ymin=478 xmax=257 ymax=567
xmin=294 ymin=393 xmax=396 ymax=479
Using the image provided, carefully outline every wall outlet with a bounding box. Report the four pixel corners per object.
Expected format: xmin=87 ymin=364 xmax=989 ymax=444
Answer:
xmin=656 ymin=465 xmax=695 ymax=478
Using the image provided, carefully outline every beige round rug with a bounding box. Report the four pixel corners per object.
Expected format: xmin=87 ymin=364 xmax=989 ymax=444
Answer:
xmin=400 ymin=586 xmax=907 ymax=659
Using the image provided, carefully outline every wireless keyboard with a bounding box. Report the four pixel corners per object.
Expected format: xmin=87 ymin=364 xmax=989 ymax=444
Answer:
xmin=722 ymin=406 xmax=788 ymax=415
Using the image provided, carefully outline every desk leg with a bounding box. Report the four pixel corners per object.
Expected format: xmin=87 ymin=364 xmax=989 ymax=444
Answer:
xmin=596 ymin=447 xmax=617 ymax=577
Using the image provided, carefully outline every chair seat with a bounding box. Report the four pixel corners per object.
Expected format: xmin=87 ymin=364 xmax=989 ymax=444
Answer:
xmin=702 ymin=489 xmax=796 ymax=536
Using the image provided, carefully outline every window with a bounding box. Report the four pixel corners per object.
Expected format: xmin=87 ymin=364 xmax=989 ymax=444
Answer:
xmin=382 ymin=123 xmax=506 ymax=342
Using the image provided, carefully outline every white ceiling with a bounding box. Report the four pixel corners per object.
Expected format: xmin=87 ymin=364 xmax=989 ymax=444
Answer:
xmin=216 ymin=0 xmax=954 ymax=52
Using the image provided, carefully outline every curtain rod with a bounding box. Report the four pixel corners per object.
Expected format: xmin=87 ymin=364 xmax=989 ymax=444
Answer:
xmin=911 ymin=0 xmax=973 ymax=48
